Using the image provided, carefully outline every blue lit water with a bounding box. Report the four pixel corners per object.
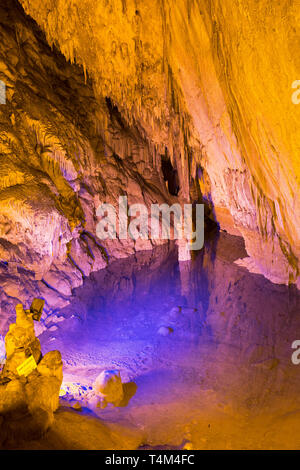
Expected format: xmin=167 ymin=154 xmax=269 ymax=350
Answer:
xmin=41 ymin=232 xmax=300 ymax=448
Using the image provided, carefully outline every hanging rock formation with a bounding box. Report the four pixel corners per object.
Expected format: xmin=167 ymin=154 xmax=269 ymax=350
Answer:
xmin=0 ymin=0 xmax=176 ymax=330
xmin=17 ymin=0 xmax=300 ymax=287
xmin=0 ymin=0 xmax=298 ymax=325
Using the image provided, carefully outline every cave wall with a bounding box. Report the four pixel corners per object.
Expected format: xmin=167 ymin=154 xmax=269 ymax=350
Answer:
xmin=17 ymin=0 xmax=300 ymax=286
xmin=0 ymin=0 xmax=175 ymax=330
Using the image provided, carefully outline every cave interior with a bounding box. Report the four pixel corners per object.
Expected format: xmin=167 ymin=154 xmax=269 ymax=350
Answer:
xmin=0 ymin=0 xmax=299 ymax=451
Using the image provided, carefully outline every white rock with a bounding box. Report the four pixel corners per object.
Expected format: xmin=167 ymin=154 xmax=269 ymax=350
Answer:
xmin=34 ymin=322 xmax=47 ymax=337
xmin=168 ymin=306 xmax=181 ymax=318
xmin=158 ymin=326 xmax=174 ymax=336
xmin=49 ymin=325 xmax=58 ymax=332
xmin=93 ymin=370 xmax=123 ymax=406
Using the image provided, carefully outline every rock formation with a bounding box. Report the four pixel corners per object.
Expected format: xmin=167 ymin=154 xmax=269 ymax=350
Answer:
xmin=0 ymin=0 xmax=176 ymax=332
xmin=17 ymin=0 xmax=300 ymax=288
xmin=93 ymin=370 xmax=124 ymax=408
xmin=0 ymin=303 xmax=63 ymax=446
xmin=0 ymin=0 xmax=298 ymax=334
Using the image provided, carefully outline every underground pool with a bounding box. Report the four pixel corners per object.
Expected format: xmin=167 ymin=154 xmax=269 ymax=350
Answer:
xmin=31 ymin=232 xmax=300 ymax=450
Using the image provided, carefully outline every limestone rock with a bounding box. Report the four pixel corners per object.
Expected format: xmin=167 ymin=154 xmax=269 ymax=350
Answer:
xmin=168 ymin=307 xmax=182 ymax=319
xmin=158 ymin=326 xmax=174 ymax=336
xmin=3 ymin=304 xmax=41 ymax=378
xmin=71 ymin=402 xmax=82 ymax=412
xmin=93 ymin=370 xmax=124 ymax=407
xmin=25 ymin=375 xmax=61 ymax=414
xmin=0 ymin=379 xmax=27 ymax=415
xmin=34 ymin=321 xmax=47 ymax=337
xmin=0 ymin=303 xmax=63 ymax=444
xmin=0 ymin=0 xmax=175 ymax=318
xmin=37 ymin=350 xmax=63 ymax=383
xmin=18 ymin=0 xmax=299 ymax=287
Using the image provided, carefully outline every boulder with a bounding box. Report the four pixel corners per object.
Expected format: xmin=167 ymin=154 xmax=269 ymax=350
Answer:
xmin=37 ymin=350 xmax=63 ymax=382
xmin=158 ymin=326 xmax=174 ymax=336
xmin=93 ymin=370 xmax=123 ymax=407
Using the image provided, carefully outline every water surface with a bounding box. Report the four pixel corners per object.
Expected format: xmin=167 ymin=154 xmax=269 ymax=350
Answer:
xmin=42 ymin=232 xmax=300 ymax=449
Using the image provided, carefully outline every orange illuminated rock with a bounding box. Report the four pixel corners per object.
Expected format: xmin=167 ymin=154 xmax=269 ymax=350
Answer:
xmin=18 ymin=0 xmax=299 ymax=286
xmin=0 ymin=302 xmax=63 ymax=444
xmin=3 ymin=304 xmax=41 ymax=379
xmin=94 ymin=370 xmax=124 ymax=408
xmin=0 ymin=0 xmax=297 ymax=296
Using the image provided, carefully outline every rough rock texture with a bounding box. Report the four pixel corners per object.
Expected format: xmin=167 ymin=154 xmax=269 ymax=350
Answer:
xmin=3 ymin=303 xmax=42 ymax=378
xmin=0 ymin=303 xmax=63 ymax=446
xmin=17 ymin=0 xmax=300 ymax=287
xmin=0 ymin=0 xmax=176 ymax=331
xmin=34 ymin=235 xmax=300 ymax=450
xmin=94 ymin=370 xmax=124 ymax=407
xmin=0 ymin=0 xmax=298 ymax=327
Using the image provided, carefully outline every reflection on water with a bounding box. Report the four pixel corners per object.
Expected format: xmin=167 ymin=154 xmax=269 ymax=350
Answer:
xmin=43 ymin=232 xmax=300 ymax=449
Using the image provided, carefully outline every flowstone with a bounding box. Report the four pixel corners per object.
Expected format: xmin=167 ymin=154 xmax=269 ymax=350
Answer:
xmin=0 ymin=303 xmax=63 ymax=446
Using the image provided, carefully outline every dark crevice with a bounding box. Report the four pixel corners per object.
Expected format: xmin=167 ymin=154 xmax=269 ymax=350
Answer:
xmin=105 ymin=97 xmax=126 ymax=130
xmin=161 ymin=149 xmax=180 ymax=196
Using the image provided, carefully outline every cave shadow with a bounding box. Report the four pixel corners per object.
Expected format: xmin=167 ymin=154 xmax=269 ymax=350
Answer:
xmin=0 ymin=404 xmax=139 ymax=450
xmin=118 ymin=381 xmax=138 ymax=407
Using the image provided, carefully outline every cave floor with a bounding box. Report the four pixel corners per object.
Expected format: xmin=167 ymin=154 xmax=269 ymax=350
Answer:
xmin=14 ymin=233 xmax=300 ymax=450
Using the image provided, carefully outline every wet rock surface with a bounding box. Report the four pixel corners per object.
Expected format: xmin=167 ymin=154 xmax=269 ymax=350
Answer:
xmin=18 ymin=0 xmax=300 ymax=287
xmin=16 ymin=233 xmax=297 ymax=450
xmin=0 ymin=0 xmax=298 ymax=451
xmin=0 ymin=0 xmax=297 ymax=327
xmin=0 ymin=0 xmax=175 ymax=332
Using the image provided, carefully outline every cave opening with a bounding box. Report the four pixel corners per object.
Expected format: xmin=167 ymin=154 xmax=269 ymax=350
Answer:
xmin=161 ymin=150 xmax=180 ymax=196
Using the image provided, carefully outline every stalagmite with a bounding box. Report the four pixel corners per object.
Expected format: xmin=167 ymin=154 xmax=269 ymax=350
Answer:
xmin=0 ymin=302 xmax=63 ymax=445
xmin=0 ymin=0 xmax=298 ymax=452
